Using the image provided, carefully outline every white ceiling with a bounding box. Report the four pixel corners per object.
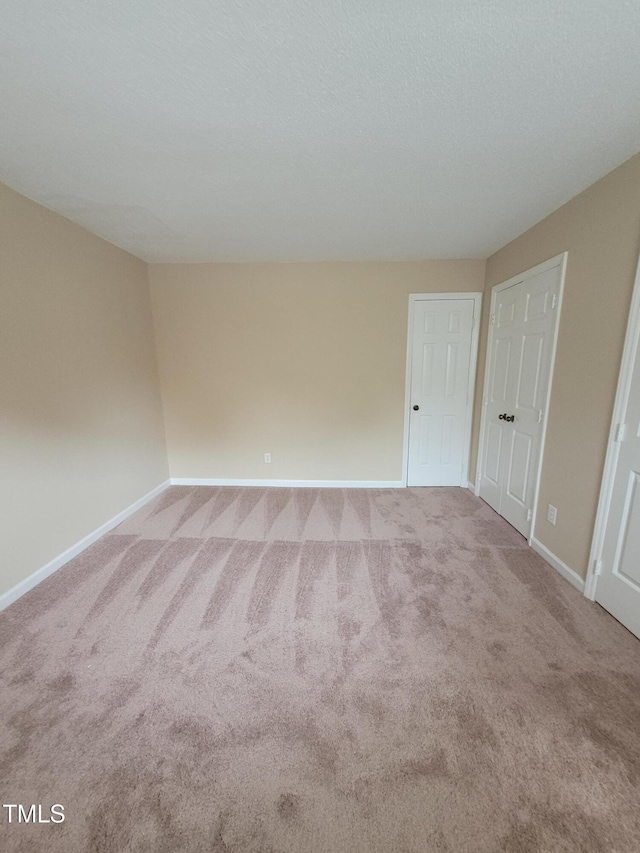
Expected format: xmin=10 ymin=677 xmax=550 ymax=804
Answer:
xmin=1 ymin=1 xmax=640 ymax=263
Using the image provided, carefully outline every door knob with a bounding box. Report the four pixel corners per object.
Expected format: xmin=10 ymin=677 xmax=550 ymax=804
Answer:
xmin=413 ymin=405 xmax=420 ymax=411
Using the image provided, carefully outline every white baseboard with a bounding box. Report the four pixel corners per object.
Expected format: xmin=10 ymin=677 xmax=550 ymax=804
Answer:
xmin=170 ymin=478 xmax=405 ymax=488
xmin=0 ymin=479 xmax=171 ymax=612
xmin=530 ymin=537 xmax=585 ymax=594
xmin=467 ymin=480 xmax=478 ymax=494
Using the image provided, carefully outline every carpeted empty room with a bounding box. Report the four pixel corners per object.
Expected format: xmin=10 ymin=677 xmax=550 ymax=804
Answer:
xmin=5 ymin=3 xmax=640 ymax=852
xmin=2 ymin=486 xmax=640 ymax=851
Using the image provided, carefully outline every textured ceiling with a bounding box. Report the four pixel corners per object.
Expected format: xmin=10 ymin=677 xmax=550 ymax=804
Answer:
xmin=1 ymin=1 xmax=640 ymax=262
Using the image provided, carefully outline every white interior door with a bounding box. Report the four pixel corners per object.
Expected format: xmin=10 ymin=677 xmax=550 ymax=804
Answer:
xmin=594 ymin=287 xmax=640 ymax=638
xmin=407 ymin=297 xmax=478 ymax=486
xmin=479 ymin=260 xmax=563 ymax=537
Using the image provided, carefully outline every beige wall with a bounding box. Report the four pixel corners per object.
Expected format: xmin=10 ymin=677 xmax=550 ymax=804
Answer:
xmin=7 ymin=151 xmax=639 ymax=596
xmin=0 ymin=183 xmax=168 ymax=597
xmin=471 ymin=152 xmax=640 ymax=580
xmin=149 ymin=261 xmax=485 ymax=482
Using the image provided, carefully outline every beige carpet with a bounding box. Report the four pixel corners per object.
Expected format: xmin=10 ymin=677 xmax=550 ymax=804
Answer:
xmin=1 ymin=486 xmax=640 ymax=852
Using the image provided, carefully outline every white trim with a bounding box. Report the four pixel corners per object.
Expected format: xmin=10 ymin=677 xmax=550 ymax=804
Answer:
xmin=0 ymin=479 xmax=171 ymax=612
xmin=475 ymin=253 xmax=567 ymax=543
xmin=403 ymin=292 xmax=482 ymax=487
xmin=586 ymin=245 xmax=640 ymax=600
xmin=467 ymin=480 xmax=477 ymax=493
xmin=528 ymin=252 xmax=567 ymax=547
xmin=401 ymin=297 xmax=414 ymax=488
xmin=530 ymin=537 xmax=586 ymax=594
xmin=170 ymin=478 xmax=404 ymax=488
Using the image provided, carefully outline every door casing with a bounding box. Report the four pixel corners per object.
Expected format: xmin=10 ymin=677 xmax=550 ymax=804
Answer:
xmin=475 ymin=253 xmax=567 ymax=544
xmin=586 ymin=243 xmax=640 ymax=601
xmin=403 ymin=292 xmax=482 ymax=487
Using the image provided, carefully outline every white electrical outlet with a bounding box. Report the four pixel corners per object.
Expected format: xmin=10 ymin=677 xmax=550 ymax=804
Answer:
xmin=264 ymin=453 xmax=271 ymax=464
xmin=547 ymin=504 xmax=557 ymax=525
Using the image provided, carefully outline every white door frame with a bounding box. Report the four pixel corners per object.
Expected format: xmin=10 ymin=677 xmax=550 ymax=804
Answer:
xmin=475 ymin=253 xmax=567 ymax=544
xmin=585 ymin=247 xmax=640 ymax=600
xmin=402 ymin=292 xmax=482 ymax=488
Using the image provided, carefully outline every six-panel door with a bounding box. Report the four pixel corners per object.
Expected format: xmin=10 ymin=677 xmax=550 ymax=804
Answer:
xmin=596 ymin=314 xmax=640 ymax=639
xmin=479 ymin=265 xmax=561 ymax=537
xmin=407 ymin=299 xmax=476 ymax=486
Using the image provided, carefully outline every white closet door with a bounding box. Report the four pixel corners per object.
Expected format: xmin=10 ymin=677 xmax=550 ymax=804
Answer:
xmin=595 ymin=301 xmax=640 ymax=639
xmin=407 ymin=299 xmax=476 ymax=486
xmin=479 ymin=263 xmax=562 ymax=537
xmin=479 ymin=283 xmax=520 ymax=513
